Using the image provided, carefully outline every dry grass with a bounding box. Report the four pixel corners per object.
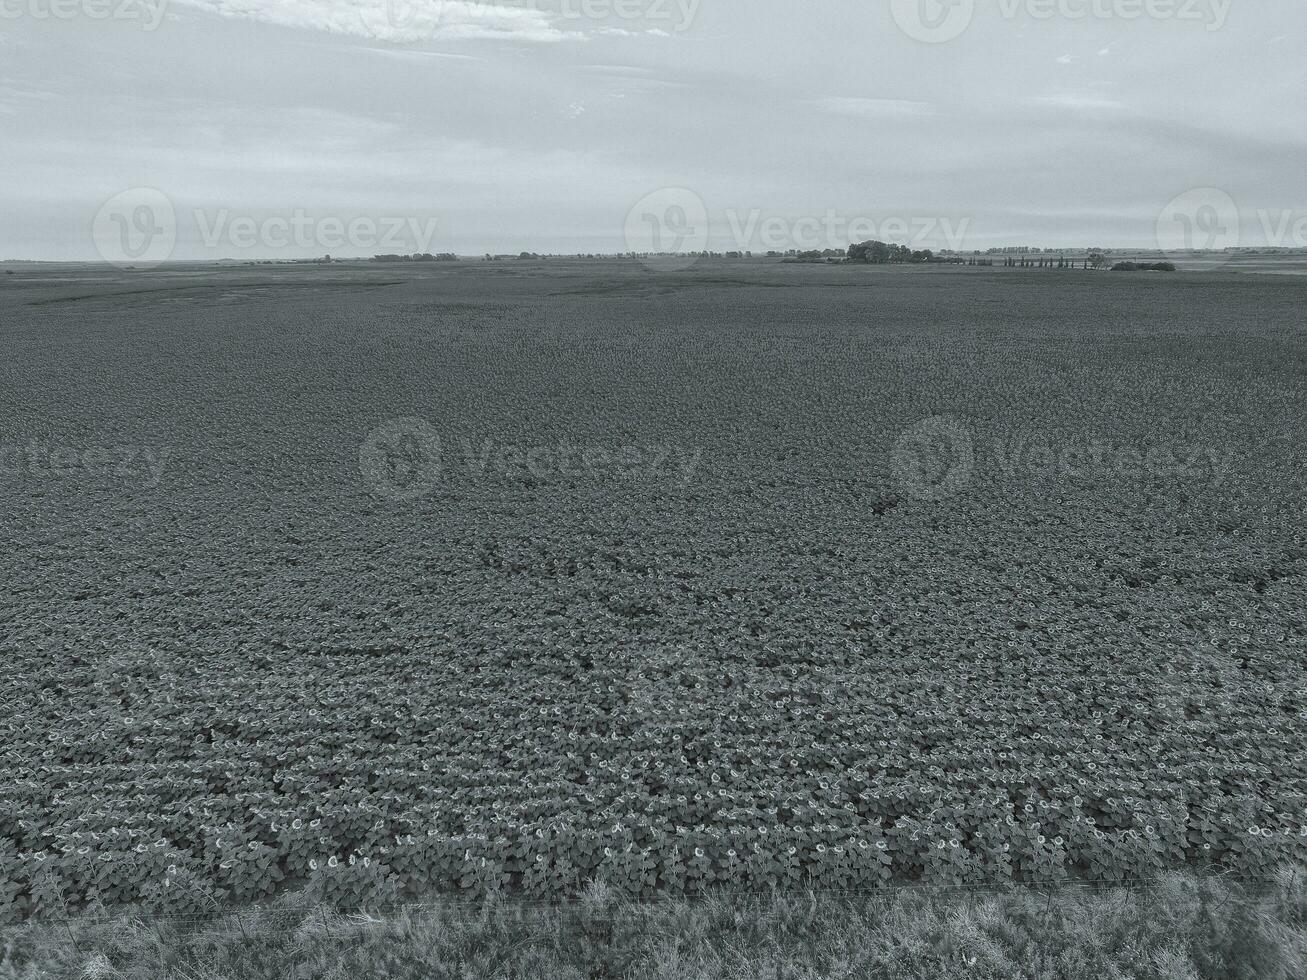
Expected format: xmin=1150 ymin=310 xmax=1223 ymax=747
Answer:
xmin=2 ymin=868 xmax=1305 ymax=979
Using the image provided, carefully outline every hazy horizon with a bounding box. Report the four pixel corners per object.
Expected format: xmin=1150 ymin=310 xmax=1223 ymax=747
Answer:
xmin=3 ymin=1 xmax=1305 ymax=263
xmin=5 ymin=242 xmax=1301 ymax=266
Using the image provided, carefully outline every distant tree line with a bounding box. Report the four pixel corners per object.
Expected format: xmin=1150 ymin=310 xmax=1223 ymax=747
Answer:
xmin=846 ymin=241 xmax=935 ymax=264
xmin=372 ymin=253 xmax=458 ymax=263
xmin=994 ymin=254 xmax=1080 ymax=268
xmin=780 ymin=248 xmax=847 ymax=263
xmin=1111 ymin=261 xmax=1177 ymax=272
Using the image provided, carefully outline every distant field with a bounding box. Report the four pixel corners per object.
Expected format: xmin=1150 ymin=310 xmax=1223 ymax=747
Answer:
xmin=1 ymin=260 xmax=1304 ymax=916
xmin=1117 ymin=252 xmax=1307 ymax=275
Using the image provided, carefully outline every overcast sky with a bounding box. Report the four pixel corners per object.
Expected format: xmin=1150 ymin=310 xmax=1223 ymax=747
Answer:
xmin=2 ymin=0 xmax=1304 ymax=259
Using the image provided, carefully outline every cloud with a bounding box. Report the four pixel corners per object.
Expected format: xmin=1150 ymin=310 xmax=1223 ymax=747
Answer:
xmin=1031 ymin=93 xmax=1126 ymax=112
xmin=361 ymin=46 xmax=481 ymax=60
xmin=169 ymin=0 xmax=578 ymax=44
xmin=809 ymin=97 xmax=935 ymax=119
xmin=581 ymin=64 xmax=656 ymax=74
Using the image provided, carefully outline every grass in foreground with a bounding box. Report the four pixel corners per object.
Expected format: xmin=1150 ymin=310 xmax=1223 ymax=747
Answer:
xmin=2 ymin=868 xmax=1306 ymax=980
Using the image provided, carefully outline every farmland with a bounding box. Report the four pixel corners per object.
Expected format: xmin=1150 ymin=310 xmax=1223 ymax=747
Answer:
xmin=1 ymin=259 xmax=1304 ymax=917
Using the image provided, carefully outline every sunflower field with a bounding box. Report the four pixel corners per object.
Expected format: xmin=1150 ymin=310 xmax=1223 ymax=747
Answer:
xmin=2 ymin=261 xmax=1304 ymax=919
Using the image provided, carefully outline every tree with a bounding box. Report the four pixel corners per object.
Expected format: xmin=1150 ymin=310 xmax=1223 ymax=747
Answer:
xmin=848 ymin=240 xmax=893 ymax=263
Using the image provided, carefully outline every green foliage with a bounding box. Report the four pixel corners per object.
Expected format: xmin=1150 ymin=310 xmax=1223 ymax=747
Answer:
xmin=4 ymin=266 xmax=1303 ymax=920
xmin=847 ymin=241 xmax=934 ymax=263
xmin=4 ymin=869 xmax=1306 ymax=980
xmin=1113 ymin=261 xmax=1178 ymax=272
